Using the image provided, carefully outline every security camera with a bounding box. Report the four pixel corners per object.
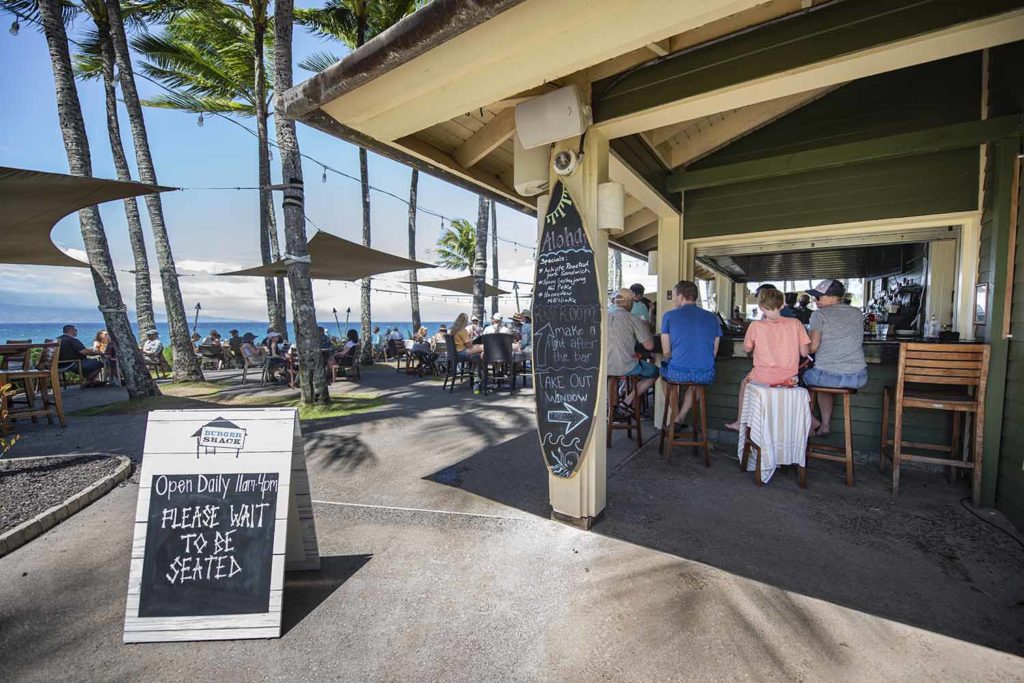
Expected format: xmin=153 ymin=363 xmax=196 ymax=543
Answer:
xmin=553 ymin=149 xmax=579 ymax=176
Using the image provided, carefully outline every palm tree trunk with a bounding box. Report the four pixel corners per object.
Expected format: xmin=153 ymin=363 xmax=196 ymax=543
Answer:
xmin=472 ymin=196 xmax=488 ymax=321
xmin=97 ymin=23 xmax=155 ymax=336
xmin=274 ymin=0 xmax=327 ymax=404
xmin=407 ymin=168 xmax=420 ymax=331
xmin=611 ymin=249 xmax=622 ymax=290
xmin=253 ymin=17 xmax=282 ymax=336
xmin=268 ymin=201 xmax=287 ymax=337
xmin=358 ymin=146 xmax=373 ymax=364
xmin=490 ymin=199 xmax=498 ymax=315
xmin=105 ymin=0 xmax=203 ymax=382
xmin=38 ymin=0 xmax=156 ymax=398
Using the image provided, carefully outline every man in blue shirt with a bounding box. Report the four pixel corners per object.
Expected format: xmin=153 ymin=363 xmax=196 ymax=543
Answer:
xmin=661 ymin=280 xmax=722 ymax=427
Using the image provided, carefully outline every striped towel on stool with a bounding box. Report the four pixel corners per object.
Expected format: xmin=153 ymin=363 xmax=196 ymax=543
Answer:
xmin=737 ymin=383 xmax=812 ymax=484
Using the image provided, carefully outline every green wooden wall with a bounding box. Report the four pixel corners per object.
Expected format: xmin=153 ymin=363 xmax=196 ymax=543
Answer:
xmin=683 ymin=55 xmax=982 ymax=239
xmin=985 ymin=42 xmax=1024 ymax=529
xmin=706 ymin=358 xmax=951 ymax=456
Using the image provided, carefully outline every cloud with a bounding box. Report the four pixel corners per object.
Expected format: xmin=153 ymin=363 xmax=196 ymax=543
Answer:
xmin=61 ymin=247 xmax=88 ymax=262
xmin=176 ymin=259 xmax=245 ymax=274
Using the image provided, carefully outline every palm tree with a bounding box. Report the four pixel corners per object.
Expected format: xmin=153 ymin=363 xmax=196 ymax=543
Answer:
xmin=472 ymin=196 xmax=488 ymax=321
xmin=407 ymin=168 xmax=420 ymax=330
xmin=490 ymin=199 xmax=498 ymax=315
xmin=295 ymin=0 xmax=419 ymax=364
xmin=273 ymin=0 xmax=327 ymax=404
xmin=104 ymin=0 xmax=204 ymax=382
xmin=72 ymin=0 xmax=156 ymax=337
xmin=131 ymin=1 xmax=287 ymax=337
xmin=435 ymin=219 xmax=476 ymax=272
xmin=34 ymin=0 xmax=157 ymax=397
xmin=611 ymin=249 xmax=622 ymax=290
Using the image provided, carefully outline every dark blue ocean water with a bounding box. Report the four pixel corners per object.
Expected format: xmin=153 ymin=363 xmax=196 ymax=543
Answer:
xmin=0 ymin=320 xmax=452 ymax=345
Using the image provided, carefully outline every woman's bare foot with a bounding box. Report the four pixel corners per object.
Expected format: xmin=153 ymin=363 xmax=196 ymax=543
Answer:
xmin=815 ymin=426 xmax=831 ymax=437
xmin=724 ymin=421 xmax=740 ymax=432
xmin=810 ymin=417 xmax=821 ymax=434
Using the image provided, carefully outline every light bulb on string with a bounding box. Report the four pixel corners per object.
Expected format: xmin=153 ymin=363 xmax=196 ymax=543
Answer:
xmin=9 ymin=18 xmax=19 ymax=36
xmin=197 ymin=112 xmax=204 ymax=128
xmin=268 ymin=147 xmax=273 ymax=161
xmin=322 ymin=167 xmax=327 ymax=183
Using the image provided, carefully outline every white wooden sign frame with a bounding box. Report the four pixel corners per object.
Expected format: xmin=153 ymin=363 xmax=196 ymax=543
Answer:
xmin=124 ymin=408 xmax=319 ymax=643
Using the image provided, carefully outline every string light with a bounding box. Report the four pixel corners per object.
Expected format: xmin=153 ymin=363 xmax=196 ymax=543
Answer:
xmin=197 ymin=112 xmax=204 ymax=128
xmin=9 ymin=17 xmax=19 ymax=35
xmin=321 ymin=166 xmax=327 ymax=183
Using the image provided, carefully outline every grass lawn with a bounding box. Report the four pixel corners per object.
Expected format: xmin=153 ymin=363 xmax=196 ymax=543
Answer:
xmin=72 ymin=382 xmax=385 ymax=421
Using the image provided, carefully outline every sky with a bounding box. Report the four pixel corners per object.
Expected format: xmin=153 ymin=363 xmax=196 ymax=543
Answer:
xmin=0 ymin=5 xmax=654 ymax=324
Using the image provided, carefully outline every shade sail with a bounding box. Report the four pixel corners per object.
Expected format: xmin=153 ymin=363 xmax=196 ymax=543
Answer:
xmin=0 ymin=166 xmax=171 ymax=268
xmin=219 ymin=231 xmax=434 ymax=281
xmin=413 ymin=275 xmax=509 ymax=297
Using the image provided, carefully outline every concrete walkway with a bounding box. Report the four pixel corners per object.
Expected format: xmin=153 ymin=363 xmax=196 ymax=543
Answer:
xmin=1 ymin=367 xmax=1022 ymax=681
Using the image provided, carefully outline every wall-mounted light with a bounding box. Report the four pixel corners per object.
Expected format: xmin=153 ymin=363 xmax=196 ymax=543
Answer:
xmin=597 ymin=181 xmax=624 ymax=233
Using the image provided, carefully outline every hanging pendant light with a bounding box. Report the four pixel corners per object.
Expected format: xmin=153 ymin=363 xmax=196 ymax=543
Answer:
xmin=10 ymin=18 xmax=20 ymax=35
xmin=197 ymin=112 xmax=204 ymax=127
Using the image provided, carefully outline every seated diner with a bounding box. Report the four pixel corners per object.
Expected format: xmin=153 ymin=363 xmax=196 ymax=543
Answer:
xmin=660 ymin=280 xmax=722 ymax=427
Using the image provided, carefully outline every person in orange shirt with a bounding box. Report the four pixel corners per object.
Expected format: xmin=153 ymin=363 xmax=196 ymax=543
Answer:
xmin=725 ymin=287 xmax=810 ymax=431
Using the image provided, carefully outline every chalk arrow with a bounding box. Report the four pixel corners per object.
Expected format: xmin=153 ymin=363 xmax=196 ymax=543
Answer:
xmin=547 ymin=402 xmax=589 ymax=435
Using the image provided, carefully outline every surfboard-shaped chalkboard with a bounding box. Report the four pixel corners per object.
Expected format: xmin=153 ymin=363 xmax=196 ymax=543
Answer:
xmin=533 ymin=181 xmax=603 ymax=478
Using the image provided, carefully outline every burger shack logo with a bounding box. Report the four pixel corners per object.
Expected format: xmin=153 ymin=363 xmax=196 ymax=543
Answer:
xmin=191 ymin=418 xmax=247 ymax=458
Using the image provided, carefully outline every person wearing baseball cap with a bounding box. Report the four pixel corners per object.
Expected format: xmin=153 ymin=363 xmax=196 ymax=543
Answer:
xmin=804 ymin=278 xmax=868 ymax=436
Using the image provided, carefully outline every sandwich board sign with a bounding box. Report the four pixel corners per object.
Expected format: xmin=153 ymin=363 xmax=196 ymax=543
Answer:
xmin=124 ymin=408 xmax=319 ymax=643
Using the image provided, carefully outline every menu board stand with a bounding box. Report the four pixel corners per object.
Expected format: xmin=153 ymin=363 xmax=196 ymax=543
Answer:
xmin=124 ymin=408 xmax=319 ymax=643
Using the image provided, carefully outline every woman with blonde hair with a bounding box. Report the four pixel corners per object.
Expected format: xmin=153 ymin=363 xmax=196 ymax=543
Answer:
xmin=92 ymin=330 xmax=110 ymax=354
xmin=451 ymin=313 xmax=483 ymax=383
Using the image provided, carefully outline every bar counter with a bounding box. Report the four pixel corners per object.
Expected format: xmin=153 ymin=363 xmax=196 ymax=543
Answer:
xmin=704 ymin=336 xmax=972 ymax=453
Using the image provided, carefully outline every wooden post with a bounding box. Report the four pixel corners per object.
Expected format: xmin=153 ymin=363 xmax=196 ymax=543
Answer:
xmin=653 ymin=214 xmax=682 ymax=433
xmin=544 ymin=129 xmax=610 ymax=528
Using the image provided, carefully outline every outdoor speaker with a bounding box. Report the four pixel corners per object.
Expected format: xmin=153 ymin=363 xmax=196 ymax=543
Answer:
xmin=515 ymin=85 xmax=591 ymax=150
xmin=514 ymin=132 xmax=550 ymax=196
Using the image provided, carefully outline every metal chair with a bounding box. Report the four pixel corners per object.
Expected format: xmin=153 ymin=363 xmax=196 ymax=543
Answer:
xmin=480 ymin=333 xmax=516 ymax=395
xmin=441 ymin=334 xmax=471 ymax=392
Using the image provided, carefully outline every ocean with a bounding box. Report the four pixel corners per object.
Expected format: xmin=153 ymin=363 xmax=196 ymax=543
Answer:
xmin=0 ymin=320 xmax=453 ymax=345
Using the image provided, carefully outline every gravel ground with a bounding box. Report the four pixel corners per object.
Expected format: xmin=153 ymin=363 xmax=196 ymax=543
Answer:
xmin=0 ymin=455 xmax=121 ymax=534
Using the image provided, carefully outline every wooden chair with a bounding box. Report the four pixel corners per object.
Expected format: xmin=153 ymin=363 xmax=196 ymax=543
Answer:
xmin=2 ymin=340 xmax=31 ymax=371
xmin=1 ymin=341 xmax=66 ymax=429
xmin=607 ymin=375 xmax=642 ymax=447
xmin=880 ymin=343 xmax=989 ymax=506
xmin=805 ymin=387 xmax=857 ymax=486
xmin=332 ymin=347 xmax=361 ymax=382
xmin=740 ymin=425 xmax=807 ymax=488
xmin=659 ymin=381 xmax=710 ymax=466
xmin=143 ymin=350 xmax=171 ymax=378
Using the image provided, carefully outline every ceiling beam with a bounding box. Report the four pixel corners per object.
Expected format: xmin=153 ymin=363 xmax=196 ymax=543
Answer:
xmin=593 ymin=0 xmax=1024 ymax=139
xmin=661 ymin=88 xmax=835 ymax=168
xmin=623 ymin=195 xmax=645 ymax=218
xmin=621 ymin=209 xmax=658 ymax=236
xmin=610 ymin=150 xmax=679 ymax=220
xmin=668 ymin=115 xmax=1022 ymax=191
xmin=624 ymin=221 xmax=659 ymax=244
xmin=453 ymin=109 xmax=516 ymax=168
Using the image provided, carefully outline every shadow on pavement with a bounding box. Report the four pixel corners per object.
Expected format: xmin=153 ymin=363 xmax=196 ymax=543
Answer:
xmin=282 ymin=554 xmax=373 ymax=635
xmin=425 ymin=427 xmax=1024 ymax=656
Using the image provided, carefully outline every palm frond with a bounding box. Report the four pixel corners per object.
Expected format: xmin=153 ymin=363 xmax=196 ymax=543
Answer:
xmin=295 ymin=0 xmax=358 ymax=46
xmin=298 ymin=49 xmax=341 ymax=74
xmin=72 ymin=26 xmax=106 ymax=81
xmin=141 ymin=91 xmax=254 ymax=116
xmin=435 ymin=219 xmax=476 ymax=273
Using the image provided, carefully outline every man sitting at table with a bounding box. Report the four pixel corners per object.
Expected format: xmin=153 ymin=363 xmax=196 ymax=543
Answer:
xmin=483 ymin=313 xmax=509 ymax=335
xmin=56 ymin=324 xmax=104 ymax=386
xmin=608 ymin=289 xmax=657 ymax=418
xmin=660 ymin=280 xmax=722 ymax=428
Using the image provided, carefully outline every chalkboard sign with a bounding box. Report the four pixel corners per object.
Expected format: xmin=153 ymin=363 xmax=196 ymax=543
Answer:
xmin=124 ymin=409 xmax=320 ymax=643
xmin=533 ymin=181 xmax=603 ymax=478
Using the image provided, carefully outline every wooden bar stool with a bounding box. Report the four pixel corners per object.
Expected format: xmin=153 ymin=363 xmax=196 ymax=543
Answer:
xmin=740 ymin=425 xmax=807 ymax=488
xmin=659 ymin=381 xmax=709 ymax=466
xmin=806 ymin=387 xmax=857 ymax=486
xmin=607 ymin=375 xmax=642 ymax=447
xmin=880 ymin=343 xmax=989 ymax=506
